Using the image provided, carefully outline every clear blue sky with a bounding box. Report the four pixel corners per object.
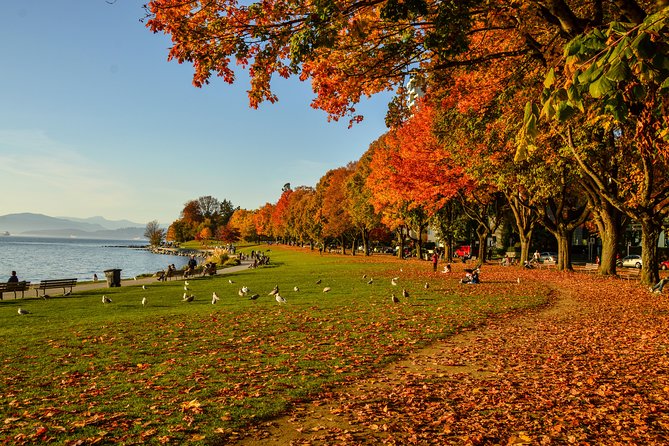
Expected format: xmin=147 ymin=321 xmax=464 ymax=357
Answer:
xmin=0 ymin=1 xmax=392 ymax=225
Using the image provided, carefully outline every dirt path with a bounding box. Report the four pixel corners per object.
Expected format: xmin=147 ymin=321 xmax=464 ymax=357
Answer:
xmin=231 ymin=273 xmax=669 ymax=445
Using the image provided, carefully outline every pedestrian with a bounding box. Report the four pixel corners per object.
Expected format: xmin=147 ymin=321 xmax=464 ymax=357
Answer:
xmin=93 ymin=273 xmax=99 ymax=282
xmin=431 ymin=251 xmax=439 ymax=272
xmin=7 ymin=271 xmax=19 ymax=283
xmin=533 ymin=250 xmax=540 ymax=263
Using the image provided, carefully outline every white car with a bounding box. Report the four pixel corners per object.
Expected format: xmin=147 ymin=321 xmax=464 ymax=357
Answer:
xmin=539 ymin=252 xmax=557 ymax=262
xmin=619 ymin=255 xmax=642 ymax=269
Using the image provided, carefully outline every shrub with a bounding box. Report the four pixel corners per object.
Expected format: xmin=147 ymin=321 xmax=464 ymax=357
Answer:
xmin=224 ymin=258 xmax=240 ymax=266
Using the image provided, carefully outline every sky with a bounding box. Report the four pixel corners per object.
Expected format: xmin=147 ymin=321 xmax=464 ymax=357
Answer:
xmin=0 ymin=1 xmax=392 ymax=226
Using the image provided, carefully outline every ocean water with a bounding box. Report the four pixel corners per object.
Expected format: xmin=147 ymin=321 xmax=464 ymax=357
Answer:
xmin=0 ymin=236 xmax=190 ymax=283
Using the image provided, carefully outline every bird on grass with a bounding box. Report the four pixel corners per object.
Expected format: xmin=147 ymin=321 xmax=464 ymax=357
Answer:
xmin=268 ymin=285 xmax=279 ymax=296
xmin=184 ymin=285 xmax=189 ymax=292
xmin=517 ymin=277 xmax=521 ymax=284
xmin=64 ymin=291 xmax=71 ymax=296
xmin=102 ymin=295 xmax=112 ymax=304
xmin=184 ymin=281 xmax=190 ymax=286
xmin=275 ymin=294 xmax=287 ymax=304
xmin=293 ymin=286 xmax=299 ymax=292
xmin=362 ymin=274 xmax=367 ymax=279
xmin=142 ymin=297 xmax=147 ymax=307
xmin=402 ymin=288 xmax=409 ymax=298
xmin=241 ymin=286 xmax=250 ymax=295
xmin=323 ymin=287 xmax=331 ymax=293
xmin=367 ymin=278 xmax=373 ymax=285
xmin=212 ymin=292 xmax=220 ymax=304
xmin=391 ymin=277 xmax=399 ymax=286
xmin=249 ymin=294 xmax=260 ymax=300
xmin=391 ymin=294 xmax=399 ymax=303
xmin=42 ymin=294 xmax=50 ymax=300
xmin=142 ymin=285 xmax=147 ymax=290
xmin=183 ymin=294 xmax=195 ymax=302
xmin=315 ymin=279 xmax=322 ymax=284
xmin=228 ymin=279 xmax=235 ymax=284
xmin=238 ymin=289 xmax=246 ymax=297
xmin=18 ymin=308 xmax=30 ymax=315
xmin=424 ymin=282 xmax=430 ymax=290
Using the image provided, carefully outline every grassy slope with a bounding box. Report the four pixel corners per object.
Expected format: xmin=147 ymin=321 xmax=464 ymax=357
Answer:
xmin=0 ymin=245 xmax=547 ymax=444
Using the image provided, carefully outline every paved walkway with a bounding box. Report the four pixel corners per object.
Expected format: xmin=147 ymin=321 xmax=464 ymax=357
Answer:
xmin=72 ymin=260 xmax=255 ymax=293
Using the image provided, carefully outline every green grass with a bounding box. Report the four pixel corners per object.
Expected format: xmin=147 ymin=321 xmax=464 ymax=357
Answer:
xmin=0 ymin=246 xmax=548 ymax=444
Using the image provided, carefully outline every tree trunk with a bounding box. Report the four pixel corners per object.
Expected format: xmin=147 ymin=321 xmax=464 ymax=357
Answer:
xmin=595 ymin=205 xmax=624 ymax=276
xmin=341 ymin=236 xmax=347 ymax=255
xmin=361 ymin=228 xmax=370 ymax=256
xmin=476 ymin=224 xmax=488 ymax=262
xmin=416 ymin=227 xmax=424 ymax=260
xmin=639 ymin=218 xmax=661 ymax=285
xmin=396 ymin=227 xmax=406 ymax=259
xmin=518 ymin=230 xmax=533 ymax=266
xmin=556 ymin=229 xmax=574 ymax=271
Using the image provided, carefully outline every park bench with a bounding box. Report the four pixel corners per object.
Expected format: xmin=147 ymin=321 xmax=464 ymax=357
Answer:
xmin=583 ymin=263 xmax=599 ymax=273
xmin=35 ymin=278 xmax=77 ymax=297
xmin=619 ymin=268 xmax=641 ymax=280
xmin=540 ymin=260 xmax=556 ymax=269
xmin=0 ymin=281 xmax=31 ymax=299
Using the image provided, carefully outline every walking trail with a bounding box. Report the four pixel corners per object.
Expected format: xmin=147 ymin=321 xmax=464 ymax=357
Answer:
xmin=230 ymin=269 xmax=669 ymax=445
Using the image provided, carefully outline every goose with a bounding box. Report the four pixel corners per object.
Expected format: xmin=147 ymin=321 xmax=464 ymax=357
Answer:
xmin=402 ymin=288 xmax=409 ymax=298
xmin=315 ymin=279 xmax=322 ymax=284
xmin=18 ymin=308 xmax=30 ymax=315
xmin=142 ymin=285 xmax=147 ymax=290
xmin=293 ymin=286 xmax=299 ymax=292
xmin=249 ymin=294 xmax=260 ymax=300
xmin=102 ymin=295 xmax=112 ymax=304
xmin=241 ymin=286 xmax=250 ymax=294
xmin=275 ymin=294 xmax=286 ymax=304
xmin=391 ymin=277 xmax=399 ymax=286
xmin=268 ymin=285 xmax=279 ymax=296
xmin=212 ymin=292 xmax=220 ymax=304
xmin=367 ymin=278 xmax=374 ymax=285
xmin=184 ymin=294 xmax=194 ymax=302
xmin=323 ymin=287 xmax=331 ymax=293
xmin=142 ymin=297 xmax=147 ymax=307
xmin=391 ymin=294 xmax=399 ymax=303
xmin=424 ymin=282 xmax=429 ymax=289
xmin=238 ymin=289 xmax=246 ymax=297
xmin=228 ymin=279 xmax=235 ymax=284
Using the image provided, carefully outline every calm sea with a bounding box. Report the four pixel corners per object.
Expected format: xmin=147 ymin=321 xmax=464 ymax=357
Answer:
xmin=0 ymin=236 xmax=190 ymax=283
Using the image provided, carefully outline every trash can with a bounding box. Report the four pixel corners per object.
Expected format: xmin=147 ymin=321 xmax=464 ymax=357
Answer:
xmin=104 ymin=269 xmax=122 ymax=287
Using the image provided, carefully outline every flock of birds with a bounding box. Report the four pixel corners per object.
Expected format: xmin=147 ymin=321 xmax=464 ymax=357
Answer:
xmin=16 ymin=269 xmax=437 ymax=316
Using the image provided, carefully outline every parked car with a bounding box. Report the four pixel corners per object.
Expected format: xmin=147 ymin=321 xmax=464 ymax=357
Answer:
xmin=539 ymin=252 xmax=558 ymax=262
xmin=618 ymin=255 xmax=642 ymax=268
xmin=660 ymin=259 xmax=669 ymax=270
xmin=454 ymin=245 xmax=472 ymax=258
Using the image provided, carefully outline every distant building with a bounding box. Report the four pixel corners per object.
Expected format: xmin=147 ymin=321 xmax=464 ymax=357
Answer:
xmin=406 ymin=76 xmax=424 ymax=108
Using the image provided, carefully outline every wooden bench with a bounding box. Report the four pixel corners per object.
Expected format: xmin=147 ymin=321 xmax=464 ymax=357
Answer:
xmin=583 ymin=263 xmax=599 ymax=273
xmin=35 ymin=278 xmax=77 ymax=297
xmin=0 ymin=281 xmax=31 ymax=299
xmin=619 ymin=268 xmax=641 ymax=280
xmin=540 ymin=260 xmax=557 ymax=269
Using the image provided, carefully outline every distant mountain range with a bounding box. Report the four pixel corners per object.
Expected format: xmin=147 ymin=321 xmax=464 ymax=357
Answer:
xmin=0 ymin=213 xmax=147 ymax=240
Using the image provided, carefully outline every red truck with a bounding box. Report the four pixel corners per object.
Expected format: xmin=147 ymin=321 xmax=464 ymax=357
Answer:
xmin=454 ymin=245 xmax=472 ymax=258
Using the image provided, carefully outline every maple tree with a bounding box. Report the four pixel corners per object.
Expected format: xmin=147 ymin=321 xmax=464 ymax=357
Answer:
xmin=228 ymin=208 xmax=259 ymax=242
xmin=346 ymin=150 xmax=385 ymax=256
xmin=317 ymin=166 xmax=356 ymax=253
xmin=254 ymin=202 xmax=275 ymax=241
xmin=520 ymin=6 xmax=669 ymax=282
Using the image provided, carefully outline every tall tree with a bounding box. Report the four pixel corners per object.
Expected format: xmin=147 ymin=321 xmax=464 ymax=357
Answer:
xmin=144 ymin=220 xmax=165 ymax=247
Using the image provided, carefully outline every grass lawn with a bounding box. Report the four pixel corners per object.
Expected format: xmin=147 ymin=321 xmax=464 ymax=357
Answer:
xmin=0 ymin=246 xmax=548 ymax=444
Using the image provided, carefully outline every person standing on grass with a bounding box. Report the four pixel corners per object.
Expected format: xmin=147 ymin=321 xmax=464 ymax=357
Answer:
xmin=431 ymin=251 xmax=439 ymax=272
xmin=7 ymin=271 xmax=18 ymax=283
